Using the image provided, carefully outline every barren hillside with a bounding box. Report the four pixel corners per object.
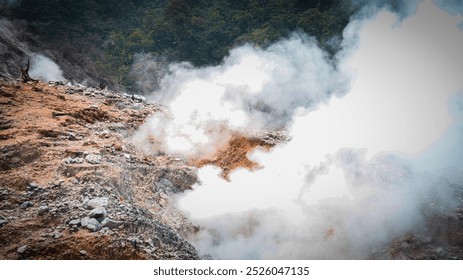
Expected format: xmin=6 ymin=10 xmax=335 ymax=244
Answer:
xmin=0 ymin=80 xmax=201 ymax=259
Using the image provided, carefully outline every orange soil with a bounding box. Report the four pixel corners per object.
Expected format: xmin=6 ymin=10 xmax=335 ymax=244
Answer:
xmin=195 ymin=134 xmax=273 ymax=179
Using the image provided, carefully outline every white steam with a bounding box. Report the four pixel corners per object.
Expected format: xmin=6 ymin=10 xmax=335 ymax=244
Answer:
xmin=130 ymin=53 xmax=168 ymax=95
xmin=133 ymin=34 xmax=348 ymax=158
xmin=135 ymin=1 xmax=463 ymax=259
xmin=29 ymin=54 xmax=65 ymax=82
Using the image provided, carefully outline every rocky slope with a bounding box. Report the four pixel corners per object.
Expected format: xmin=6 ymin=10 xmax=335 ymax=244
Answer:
xmin=0 ymin=79 xmax=199 ymax=259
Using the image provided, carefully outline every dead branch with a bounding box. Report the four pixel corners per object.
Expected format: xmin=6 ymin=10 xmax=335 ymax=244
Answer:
xmin=20 ymin=59 xmax=38 ymax=83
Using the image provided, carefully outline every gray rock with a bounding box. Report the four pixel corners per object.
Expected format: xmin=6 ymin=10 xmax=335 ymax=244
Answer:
xmin=64 ymin=157 xmax=84 ymax=164
xmin=85 ymin=154 xmax=101 ymax=164
xmin=0 ymin=219 xmax=8 ymax=226
xmin=52 ymin=180 xmax=64 ymax=187
xmin=123 ymin=92 xmax=146 ymax=102
xmin=17 ymin=245 xmax=27 ymax=254
xmin=49 ymin=81 xmax=65 ymax=86
xmin=84 ymin=197 xmax=109 ymax=210
xmin=160 ymin=178 xmax=173 ymax=189
xmin=28 ymin=182 xmax=38 ymax=191
xmin=100 ymin=217 xmax=115 ymax=228
xmin=99 ymin=130 xmax=111 ymax=138
xmin=67 ymin=132 xmax=77 ymax=141
xmin=89 ymin=207 xmax=107 ymax=219
xmin=86 ymin=218 xmax=102 ymax=232
xmin=68 ymin=219 xmax=81 ymax=226
xmin=80 ymin=217 xmax=90 ymax=227
xmin=20 ymin=201 xmax=33 ymax=209
xmin=80 ymin=250 xmax=87 ymax=255
xmin=38 ymin=205 xmax=49 ymax=215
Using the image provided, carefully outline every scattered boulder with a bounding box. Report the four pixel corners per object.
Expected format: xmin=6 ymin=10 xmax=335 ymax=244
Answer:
xmin=123 ymin=93 xmax=146 ymax=102
xmin=67 ymin=132 xmax=78 ymax=141
xmin=83 ymin=197 xmax=109 ymax=210
xmin=17 ymin=245 xmax=27 ymax=254
xmin=52 ymin=180 xmax=64 ymax=187
xmin=86 ymin=218 xmax=102 ymax=232
xmin=85 ymin=154 xmax=101 ymax=164
xmin=20 ymin=201 xmax=33 ymax=209
xmin=80 ymin=217 xmax=90 ymax=227
xmin=49 ymin=81 xmax=65 ymax=87
xmin=27 ymin=182 xmax=38 ymax=191
xmin=68 ymin=219 xmax=81 ymax=226
xmin=99 ymin=130 xmax=111 ymax=138
xmin=38 ymin=205 xmax=49 ymax=215
xmin=64 ymin=157 xmax=84 ymax=164
xmin=100 ymin=217 xmax=116 ymax=228
xmin=89 ymin=207 xmax=107 ymax=220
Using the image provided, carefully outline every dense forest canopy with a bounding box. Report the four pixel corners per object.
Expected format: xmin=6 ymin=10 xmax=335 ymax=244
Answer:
xmin=7 ymin=0 xmax=357 ymax=91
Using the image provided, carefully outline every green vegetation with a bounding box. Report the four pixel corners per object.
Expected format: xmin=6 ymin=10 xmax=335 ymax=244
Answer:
xmin=12 ymin=0 xmax=356 ymax=90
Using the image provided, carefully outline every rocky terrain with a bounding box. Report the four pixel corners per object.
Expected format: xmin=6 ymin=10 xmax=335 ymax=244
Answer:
xmin=0 ymin=78 xmax=288 ymax=260
xmin=1 ymin=78 xmax=462 ymax=260
xmin=0 ymin=79 xmax=201 ymax=259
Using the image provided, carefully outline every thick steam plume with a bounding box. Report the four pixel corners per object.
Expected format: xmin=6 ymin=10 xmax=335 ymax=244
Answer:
xmin=29 ymin=54 xmax=65 ymax=82
xmin=135 ymin=0 xmax=463 ymax=259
